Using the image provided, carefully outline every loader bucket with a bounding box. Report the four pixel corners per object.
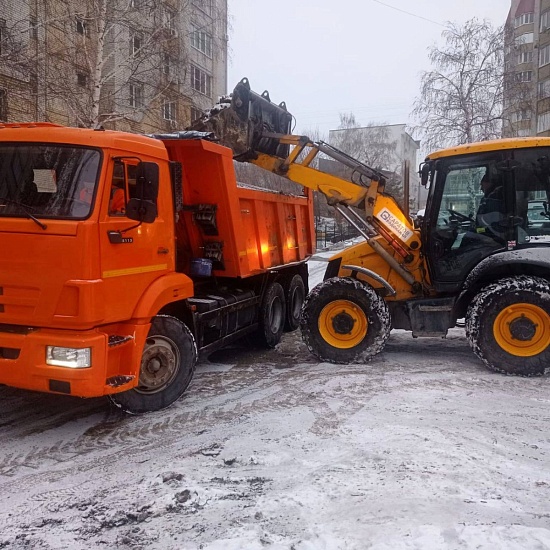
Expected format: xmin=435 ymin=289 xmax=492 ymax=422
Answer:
xmin=189 ymin=78 xmax=293 ymax=159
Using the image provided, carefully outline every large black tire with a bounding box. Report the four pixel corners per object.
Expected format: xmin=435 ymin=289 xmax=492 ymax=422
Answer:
xmin=110 ymin=315 xmax=197 ymax=414
xmin=283 ymin=274 xmax=306 ymax=332
xmin=465 ymin=276 xmax=550 ymax=376
xmin=257 ymin=282 xmax=286 ymax=348
xmin=301 ymin=277 xmax=390 ymax=364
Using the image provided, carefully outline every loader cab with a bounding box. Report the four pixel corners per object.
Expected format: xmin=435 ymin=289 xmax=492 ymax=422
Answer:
xmin=422 ymin=143 xmax=550 ymax=292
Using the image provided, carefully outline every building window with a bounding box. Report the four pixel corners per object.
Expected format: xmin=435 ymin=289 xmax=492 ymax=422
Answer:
xmin=516 ymin=70 xmax=533 ymax=82
xmin=29 ymin=16 xmax=38 ymax=40
xmin=190 ymin=65 xmax=212 ymax=97
xmin=162 ymin=6 xmax=177 ymax=36
xmin=538 ymin=112 xmax=550 ymax=133
xmin=191 ymin=26 xmax=213 ymax=57
xmin=193 ymin=0 xmax=212 ymax=16
xmin=0 ymin=20 xmax=5 ymax=55
xmin=77 ymin=72 xmax=88 ymax=87
xmin=163 ymin=100 xmax=176 ymax=121
xmin=517 ymin=128 xmax=531 ymax=137
xmin=541 ymin=11 xmax=550 ymax=32
xmin=539 ymin=79 xmax=550 ymax=99
xmin=129 ymin=82 xmax=144 ymax=108
xmin=515 ymin=32 xmax=534 ymax=46
xmin=541 ymin=45 xmax=550 ymax=67
xmin=131 ymin=33 xmax=142 ymax=56
xmin=162 ymin=53 xmax=171 ymax=75
xmin=515 ymin=12 xmax=534 ymax=27
xmin=0 ymin=90 xmax=6 ymax=121
xmin=511 ymin=109 xmax=531 ymax=123
xmin=76 ymin=17 xmax=87 ymax=36
xmin=190 ymin=106 xmax=202 ymax=123
xmin=518 ymin=51 xmax=533 ymax=64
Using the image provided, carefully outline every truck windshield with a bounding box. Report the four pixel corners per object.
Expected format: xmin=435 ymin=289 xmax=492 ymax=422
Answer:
xmin=0 ymin=144 xmax=101 ymax=220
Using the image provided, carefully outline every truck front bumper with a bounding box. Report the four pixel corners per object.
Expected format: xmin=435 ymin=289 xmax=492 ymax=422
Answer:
xmin=0 ymin=324 xmax=150 ymax=398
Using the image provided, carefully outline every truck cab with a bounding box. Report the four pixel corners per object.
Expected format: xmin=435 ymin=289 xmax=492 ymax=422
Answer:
xmin=0 ymin=122 xmax=313 ymax=413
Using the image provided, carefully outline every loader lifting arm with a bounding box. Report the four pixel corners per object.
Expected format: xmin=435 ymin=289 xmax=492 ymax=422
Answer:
xmin=190 ymin=78 xmax=421 ymax=289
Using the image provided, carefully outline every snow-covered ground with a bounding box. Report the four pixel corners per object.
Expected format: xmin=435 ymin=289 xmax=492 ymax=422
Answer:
xmin=1 ymin=249 xmax=550 ymax=549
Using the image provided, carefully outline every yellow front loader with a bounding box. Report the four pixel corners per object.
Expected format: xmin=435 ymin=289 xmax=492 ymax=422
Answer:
xmin=190 ymin=78 xmax=550 ymax=376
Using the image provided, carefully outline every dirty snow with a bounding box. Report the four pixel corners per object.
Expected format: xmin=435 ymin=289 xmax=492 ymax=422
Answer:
xmin=1 ymin=246 xmax=550 ymax=549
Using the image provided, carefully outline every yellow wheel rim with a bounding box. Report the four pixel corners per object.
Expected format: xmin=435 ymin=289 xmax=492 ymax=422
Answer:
xmin=318 ymin=299 xmax=368 ymax=349
xmin=493 ymin=303 xmax=550 ymax=357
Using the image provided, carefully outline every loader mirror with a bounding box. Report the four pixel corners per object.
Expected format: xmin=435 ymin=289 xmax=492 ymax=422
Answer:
xmin=420 ymin=163 xmax=430 ymax=187
xmin=126 ymin=162 xmax=159 ymax=223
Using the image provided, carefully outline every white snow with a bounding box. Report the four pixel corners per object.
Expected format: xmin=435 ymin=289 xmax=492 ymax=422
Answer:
xmin=1 ymin=244 xmax=550 ymax=549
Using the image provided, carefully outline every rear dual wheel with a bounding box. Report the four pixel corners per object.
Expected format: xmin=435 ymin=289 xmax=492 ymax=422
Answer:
xmin=257 ymin=282 xmax=286 ymax=348
xmin=466 ymin=276 xmax=550 ymax=376
xmin=301 ymin=277 xmax=391 ymax=364
xmin=283 ymin=274 xmax=306 ymax=332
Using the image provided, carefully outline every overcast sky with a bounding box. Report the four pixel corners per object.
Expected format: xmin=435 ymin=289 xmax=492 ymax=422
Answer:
xmin=227 ymin=0 xmax=511 ymax=136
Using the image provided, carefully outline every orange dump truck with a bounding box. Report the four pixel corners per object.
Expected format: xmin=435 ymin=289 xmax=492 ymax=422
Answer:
xmin=0 ymin=123 xmax=314 ymax=413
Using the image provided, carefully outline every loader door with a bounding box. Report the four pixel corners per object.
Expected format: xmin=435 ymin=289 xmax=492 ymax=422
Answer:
xmin=424 ymin=153 xmax=508 ymax=292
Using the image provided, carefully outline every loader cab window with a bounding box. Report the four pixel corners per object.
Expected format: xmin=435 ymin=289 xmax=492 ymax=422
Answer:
xmin=425 ymin=152 xmax=508 ymax=289
xmin=509 ymin=147 xmax=550 ymax=242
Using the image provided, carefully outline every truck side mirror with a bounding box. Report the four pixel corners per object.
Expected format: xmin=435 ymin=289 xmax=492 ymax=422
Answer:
xmin=126 ymin=162 xmax=159 ymax=223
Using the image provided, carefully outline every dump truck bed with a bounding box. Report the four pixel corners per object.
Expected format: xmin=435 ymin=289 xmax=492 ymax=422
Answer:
xmin=162 ymin=138 xmax=315 ymax=279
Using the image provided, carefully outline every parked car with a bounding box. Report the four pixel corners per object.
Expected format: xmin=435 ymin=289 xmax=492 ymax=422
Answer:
xmin=527 ymin=200 xmax=550 ymax=236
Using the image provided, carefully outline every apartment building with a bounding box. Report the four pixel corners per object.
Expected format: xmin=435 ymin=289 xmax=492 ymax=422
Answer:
xmin=503 ymin=0 xmax=550 ymax=137
xmin=0 ymin=0 xmax=228 ymax=132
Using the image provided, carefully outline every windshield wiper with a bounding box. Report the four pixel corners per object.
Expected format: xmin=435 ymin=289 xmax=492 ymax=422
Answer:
xmin=0 ymin=198 xmax=48 ymax=230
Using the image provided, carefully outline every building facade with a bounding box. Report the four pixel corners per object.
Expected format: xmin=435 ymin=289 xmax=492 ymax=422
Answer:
xmin=0 ymin=0 xmax=228 ymax=132
xmin=503 ymin=0 xmax=550 ymax=137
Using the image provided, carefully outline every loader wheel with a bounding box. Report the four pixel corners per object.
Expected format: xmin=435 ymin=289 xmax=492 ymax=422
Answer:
xmin=301 ymin=277 xmax=390 ymax=364
xmin=110 ymin=315 xmax=197 ymax=414
xmin=283 ymin=274 xmax=306 ymax=332
xmin=465 ymin=276 xmax=550 ymax=376
xmin=257 ymin=282 xmax=286 ymax=348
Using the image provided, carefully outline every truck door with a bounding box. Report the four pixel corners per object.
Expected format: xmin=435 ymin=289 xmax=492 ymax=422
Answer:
xmin=99 ymin=158 xmax=173 ymax=321
xmin=423 ymin=152 xmax=509 ymax=293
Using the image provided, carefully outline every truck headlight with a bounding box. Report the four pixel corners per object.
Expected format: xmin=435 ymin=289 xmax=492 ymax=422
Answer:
xmin=46 ymin=347 xmax=92 ymax=368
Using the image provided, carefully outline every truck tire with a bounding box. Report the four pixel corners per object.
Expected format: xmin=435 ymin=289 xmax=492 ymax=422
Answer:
xmin=465 ymin=276 xmax=550 ymax=376
xmin=283 ymin=274 xmax=306 ymax=332
xmin=110 ymin=315 xmax=197 ymax=414
xmin=257 ymin=282 xmax=286 ymax=348
xmin=301 ymin=277 xmax=390 ymax=364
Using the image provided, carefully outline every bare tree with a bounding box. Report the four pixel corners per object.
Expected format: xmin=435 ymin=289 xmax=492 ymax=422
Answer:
xmin=412 ymin=18 xmax=504 ymax=151
xmin=329 ymin=113 xmax=404 ymax=203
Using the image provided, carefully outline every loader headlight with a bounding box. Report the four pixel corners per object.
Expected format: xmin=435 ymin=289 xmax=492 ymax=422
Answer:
xmin=46 ymin=347 xmax=92 ymax=368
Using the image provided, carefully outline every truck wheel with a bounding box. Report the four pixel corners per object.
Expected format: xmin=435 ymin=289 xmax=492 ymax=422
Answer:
xmin=257 ymin=282 xmax=286 ymax=348
xmin=301 ymin=277 xmax=390 ymax=364
xmin=283 ymin=274 xmax=305 ymax=332
xmin=110 ymin=315 xmax=197 ymax=414
xmin=466 ymin=276 xmax=550 ymax=376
